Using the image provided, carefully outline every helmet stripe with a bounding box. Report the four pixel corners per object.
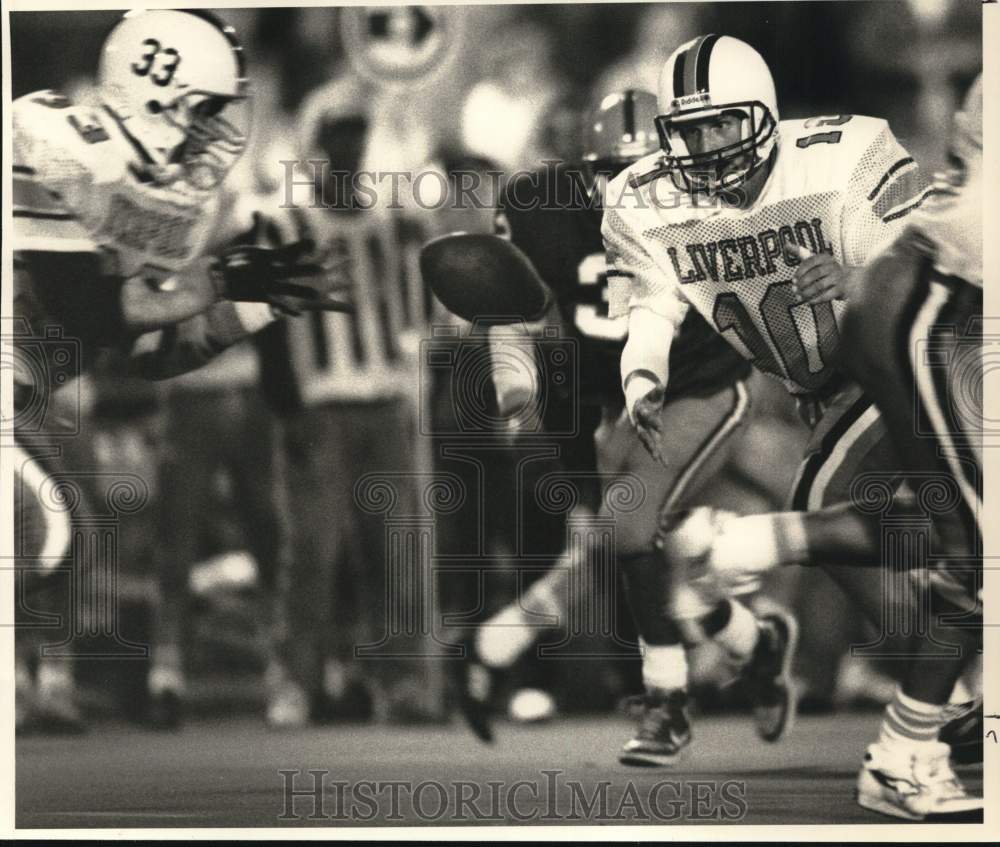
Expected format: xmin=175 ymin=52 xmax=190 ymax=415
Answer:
xmin=683 ymin=36 xmax=706 ymax=96
xmin=694 ymin=34 xmax=720 ymax=93
xmin=623 ymin=90 xmax=635 ymax=138
xmin=672 ymin=46 xmax=688 ymax=98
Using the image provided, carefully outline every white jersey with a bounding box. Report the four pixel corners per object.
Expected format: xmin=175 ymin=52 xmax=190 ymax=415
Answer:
xmin=259 ymin=198 xmax=429 ymax=405
xmin=291 ymin=210 xmax=425 ymax=404
xmin=12 ymin=90 xmax=221 ymax=279
xmin=604 ymin=114 xmax=931 ymax=394
xmin=12 ymin=89 xmax=268 ymax=383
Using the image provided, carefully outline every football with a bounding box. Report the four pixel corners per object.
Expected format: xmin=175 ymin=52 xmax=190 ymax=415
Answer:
xmin=419 ymin=231 xmax=554 ymax=323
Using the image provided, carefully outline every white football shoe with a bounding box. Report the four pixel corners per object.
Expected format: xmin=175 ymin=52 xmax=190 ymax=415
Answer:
xmin=657 ymin=508 xmax=763 ymax=621
xmin=857 ymin=740 xmax=983 ymax=820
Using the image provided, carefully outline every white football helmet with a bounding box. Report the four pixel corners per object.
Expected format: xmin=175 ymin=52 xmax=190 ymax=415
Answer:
xmin=97 ymin=9 xmax=251 ymax=189
xmin=655 ymin=35 xmax=779 ymax=194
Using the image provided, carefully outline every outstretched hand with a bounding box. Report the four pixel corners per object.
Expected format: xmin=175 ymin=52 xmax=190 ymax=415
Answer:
xmin=214 ymin=238 xmax=355 ymax=316
xmin=632 ymin=382 xmax=668 ymax=467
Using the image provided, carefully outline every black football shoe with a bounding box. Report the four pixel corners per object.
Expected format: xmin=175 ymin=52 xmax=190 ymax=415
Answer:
xmin=619 ymin=688 xmax=692 ymax=767
xmin=743 ymin=609 xmax=799 ymax=743
xmin=146 ymin=688 xmax=184 ymax=731
xmin=449 ymin=632 xmax=503 ymax=743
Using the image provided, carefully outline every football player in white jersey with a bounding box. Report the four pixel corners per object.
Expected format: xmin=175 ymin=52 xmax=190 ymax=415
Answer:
xmin=11 ymin=9 xmax=346 ymax=733
xmin=651 ymin=74 xmax=985 ymax=817
xmin=448 ymin=90 xmax=798 ymax=765
xmin=12 ymin=9 xmax=345 ymax=381
xmin=603 ymin=35 xmax=980 ymax=818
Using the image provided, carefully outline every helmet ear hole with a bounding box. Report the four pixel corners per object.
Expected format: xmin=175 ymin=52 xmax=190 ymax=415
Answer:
xmin=146 ymin=100 xmax=163 ymax=115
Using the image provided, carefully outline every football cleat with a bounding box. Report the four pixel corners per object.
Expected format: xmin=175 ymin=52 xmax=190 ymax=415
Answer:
xmin=146 ymin=689 xmax=184 ymax=731
xmin=939 ymin=699 xmax=983 ymax=765
xmin=857 ymin=741 xmax=983 ymax=821
xmin=449 ymin=633 xmax=501 ymax=743
xmin=619 ymin=689 xmax=692 ymax=767
xmin=742 ymin=609 xmax=799 ymax=743
xmin=508 ymin=687 xmax=557 ymax=724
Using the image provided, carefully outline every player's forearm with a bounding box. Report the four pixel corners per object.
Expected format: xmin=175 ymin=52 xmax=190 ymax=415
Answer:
xmin=488 ymin=321 xmax=541 ymax=420
xmin=128 ymin=301 xmax=274 ymax=380
xmin=621 ymin=306 xmax=673 ymax=414
xmin=119 ymin=266 xmax=217 ymax=333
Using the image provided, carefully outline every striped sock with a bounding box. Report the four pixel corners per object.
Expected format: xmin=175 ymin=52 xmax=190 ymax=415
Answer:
xmin=879 ymin=686 xmax=947 ymax=745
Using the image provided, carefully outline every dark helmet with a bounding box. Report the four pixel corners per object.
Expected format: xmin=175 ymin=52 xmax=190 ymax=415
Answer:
xmin=582 ymin=89 xmax=660 ymax=178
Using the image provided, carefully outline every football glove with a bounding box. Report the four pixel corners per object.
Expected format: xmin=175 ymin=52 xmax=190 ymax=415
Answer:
xmin=212 ymin=237 xmax=354 ymax=317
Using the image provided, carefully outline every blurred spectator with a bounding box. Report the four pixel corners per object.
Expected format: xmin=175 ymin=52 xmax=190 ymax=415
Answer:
xmin=249 ymin=84 xmax=443 ymax=727
xmin=846 ymin=0 xmax=981 ymax=167
xmin=460 ymin=21 xmax=569 ymax=171
xmin=594 ymin=4 xmax=707 ymax=97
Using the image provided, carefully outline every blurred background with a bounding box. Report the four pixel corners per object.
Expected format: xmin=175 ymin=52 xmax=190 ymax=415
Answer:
xmin=11 ymin=1 xmax=982 ymax=735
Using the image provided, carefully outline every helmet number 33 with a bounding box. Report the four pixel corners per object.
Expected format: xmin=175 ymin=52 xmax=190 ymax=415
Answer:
xmin=132 ymin=39 xmax=181 ymax=87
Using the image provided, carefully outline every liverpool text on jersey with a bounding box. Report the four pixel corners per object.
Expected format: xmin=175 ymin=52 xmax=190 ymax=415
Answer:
xmin=666 ymin=218 xmax=833 ymax=285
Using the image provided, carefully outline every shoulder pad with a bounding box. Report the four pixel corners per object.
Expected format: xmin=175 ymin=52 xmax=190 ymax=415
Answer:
xmin=607 ymin=152 xmax=661 ymax=201
xmin=13 ymin=91 xmax=115 ymax=181
xmin=778 ymin=115 xmax=902 ymax=197
xmin=782 ymin=115 xmax=889 ymax=161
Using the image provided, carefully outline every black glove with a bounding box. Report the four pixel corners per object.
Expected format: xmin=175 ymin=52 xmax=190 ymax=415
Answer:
xmin=213 ymin=225 xmax=354 ymax=317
